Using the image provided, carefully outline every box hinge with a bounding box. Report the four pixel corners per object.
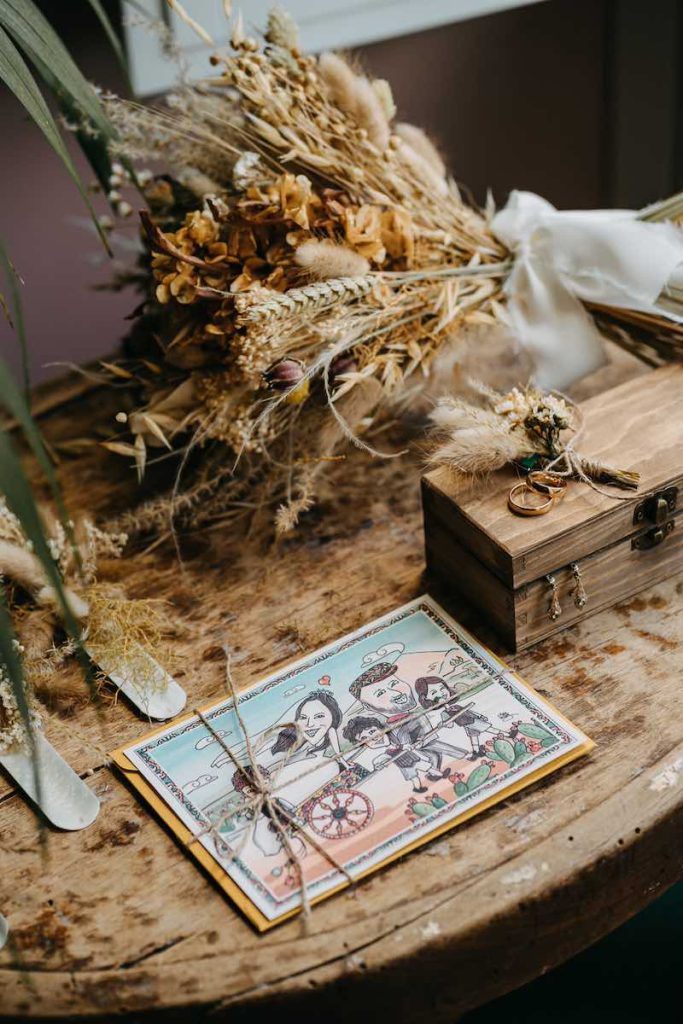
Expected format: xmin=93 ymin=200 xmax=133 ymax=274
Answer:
xmin=633 ymin=487 xmax=678 ymax=527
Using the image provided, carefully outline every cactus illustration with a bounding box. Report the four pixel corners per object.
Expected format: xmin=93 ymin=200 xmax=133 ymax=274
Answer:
xmin=410 ymin=800 xmax=435 ymax=817
xmin=541 ymin=735 xmax=558 ymax=748
xmin=454 ymin=781 xmax=468 ymax=798
xmin=493 ymin=738 xmax=516 ymax=764
xmin=510 ymin=739 xmax=533 ymax=767
xmin=430 ymin=793 xmax=448 ymax=809
xmin=466 ymin=764 xmax=492 ymax=791
xmin=517 ymin=721 xmax=555 ymax=743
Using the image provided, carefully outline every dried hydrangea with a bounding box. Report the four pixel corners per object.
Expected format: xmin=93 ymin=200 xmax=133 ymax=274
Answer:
xmin=494 ymin=385 xmax=572 ymax=454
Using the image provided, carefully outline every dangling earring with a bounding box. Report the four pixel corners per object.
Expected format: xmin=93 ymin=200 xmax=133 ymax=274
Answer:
xmin=571 ymin=562 xmax=587 ymax=609
xmin=545 ymin=574 xmax=562 ymax=621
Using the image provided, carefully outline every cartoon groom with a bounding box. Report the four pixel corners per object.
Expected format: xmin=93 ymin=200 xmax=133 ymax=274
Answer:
xmin=349 ymin=662 xmax=467 ymax=782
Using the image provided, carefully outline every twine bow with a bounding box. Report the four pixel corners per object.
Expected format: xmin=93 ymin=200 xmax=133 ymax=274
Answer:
xmin=542 ymin=394 xmax=640 ymax=496
xmin=192 ymin=653 xmax=354 ymax=929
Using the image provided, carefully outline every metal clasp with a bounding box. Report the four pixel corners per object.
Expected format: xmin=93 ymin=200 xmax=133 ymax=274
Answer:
xmin=633 ymin=487 xmax=678 ymax=527
xmin=632 ymin=520 xmax=675 ymax=550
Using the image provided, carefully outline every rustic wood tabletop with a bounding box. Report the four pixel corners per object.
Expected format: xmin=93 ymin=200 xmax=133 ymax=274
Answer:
xmin=1 ymin=348 xmax=681 ymax=1022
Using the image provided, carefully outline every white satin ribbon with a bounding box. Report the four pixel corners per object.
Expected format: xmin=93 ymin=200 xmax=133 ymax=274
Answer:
xmin=491 ymin=190 xmax=683 ymax=389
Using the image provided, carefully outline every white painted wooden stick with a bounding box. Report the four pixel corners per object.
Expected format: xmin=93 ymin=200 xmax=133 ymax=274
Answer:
xmin=0 ymin=731 xmax=99 ymax=830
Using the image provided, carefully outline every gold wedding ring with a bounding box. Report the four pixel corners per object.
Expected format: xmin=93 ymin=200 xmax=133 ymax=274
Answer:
xmin=508 ymin=481 xmax=554 ymax=516
xmin=527 ymin=471 xmax=568 ymax=499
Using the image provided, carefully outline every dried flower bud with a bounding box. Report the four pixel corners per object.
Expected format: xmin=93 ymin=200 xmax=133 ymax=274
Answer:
xmin=286 ymin=378 xmax=310 ymax=405
xmin=264 ymin=358 xmax=304 ymax=390
xmin=330 ymin=355 xmax=358 ymax=379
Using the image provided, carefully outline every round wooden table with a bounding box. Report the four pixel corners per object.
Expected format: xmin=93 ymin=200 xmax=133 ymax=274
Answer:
xmin=1 ymin=354 xmax=682 ymax=1021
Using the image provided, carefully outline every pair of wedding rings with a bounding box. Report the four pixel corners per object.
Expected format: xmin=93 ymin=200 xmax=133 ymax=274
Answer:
xmin=508 ymin=471 xmax=568 ymax=517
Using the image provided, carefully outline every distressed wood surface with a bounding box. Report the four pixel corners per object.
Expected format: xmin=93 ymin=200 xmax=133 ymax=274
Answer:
xmin=1 ymin=350 xmax=682 ymax=1021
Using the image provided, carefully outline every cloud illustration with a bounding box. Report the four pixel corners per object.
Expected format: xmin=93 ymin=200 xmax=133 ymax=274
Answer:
xmin=361 ymin=642 xmax=404 ymax=667
xmin=195 ymin=729 xmax=231 ymax=750
xmin=283 ymin=684 xmax=305 ymax=697
xmin=183 ymin=773 xmax=218 ymax=793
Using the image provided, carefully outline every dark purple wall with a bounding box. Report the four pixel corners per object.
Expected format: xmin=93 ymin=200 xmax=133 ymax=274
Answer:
xmin=1 ymin=0 xmax=609 ymax=385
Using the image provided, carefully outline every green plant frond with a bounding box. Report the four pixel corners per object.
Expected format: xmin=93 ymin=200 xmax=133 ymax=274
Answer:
xmin=0 ymin=429 xmax=82 ymax=644
xmin=0 ymin=590 xmax=30 ymax=726
xmin=0 ymin=588 xmax=42 ymax=811
xmin=29 ymin=47 xmax=115 ymax=196
xmin=0 ymin=23 xmax=111 ymax=254
xmin=85 ymin=0 xmax=132 ymax=92
xmin=0 ymin=237 xmax=29 ymax=400
xmin=0 ymin=0 xmax=112 ymax=137
xmin=0 ymin=353 xmax=81 ymax=573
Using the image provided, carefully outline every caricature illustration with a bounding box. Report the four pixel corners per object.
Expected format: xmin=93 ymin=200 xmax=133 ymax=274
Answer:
xmin=119 ymin=597 xmax=592 ymax=925
xmin=415 ymin=676 xmax=503 ymax=759
xmin=343 ymin=715 xmax=433 ymax=792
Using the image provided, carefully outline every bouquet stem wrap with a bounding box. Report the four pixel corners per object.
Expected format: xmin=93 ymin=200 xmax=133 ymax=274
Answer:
xmin=492 ymin=190 xmax=683 ymax=389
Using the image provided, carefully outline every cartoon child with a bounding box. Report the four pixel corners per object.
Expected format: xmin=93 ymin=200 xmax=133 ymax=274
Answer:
xmin=342 ymin=715 xmax=432 ymax=793
xmin=415 ymin=675 xmax=494 ymax=760
xmin=229 ymin=765 xmax=306 ymax=859
xmin=349 ymin=663 xmax=467 ymax=781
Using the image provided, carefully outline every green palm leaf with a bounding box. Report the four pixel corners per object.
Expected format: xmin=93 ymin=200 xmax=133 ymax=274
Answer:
xmin=0 ymin=590 xmax=30 ymax=728
xmin=0 ymin=429 xmax=81 ymax=642
xmin=0 ymin=237 xmax=29 ymax=400
xmin=0 ymin=0 xmax=112 ymax=136
xmin=0 ymin=350 xmax=80 ymax=573
xmin=85 ymin=0 xmax=132 ymax=91
xmin=0 ymin=23 xmax=111 ymax=254
xmin=0 ymin=588 xmax=42 ymax=809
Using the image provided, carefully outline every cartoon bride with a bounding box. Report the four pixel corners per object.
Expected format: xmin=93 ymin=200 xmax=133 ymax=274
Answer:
xmin=238 ymin=690 xmax=348 ymax=857
xmin=268 ymin=689 xmax=349 ymax=802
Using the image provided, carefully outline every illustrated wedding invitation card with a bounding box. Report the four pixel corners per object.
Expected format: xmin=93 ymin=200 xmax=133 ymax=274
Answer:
xmin=112 ymin=596 xmax=593 ymax=930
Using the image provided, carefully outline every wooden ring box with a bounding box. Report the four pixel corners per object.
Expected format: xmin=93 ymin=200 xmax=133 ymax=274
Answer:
xmin=421 ymin=366 xmax=683 ymax=651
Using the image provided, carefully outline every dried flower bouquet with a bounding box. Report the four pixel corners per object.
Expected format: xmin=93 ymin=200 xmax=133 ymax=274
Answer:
xmin=99 ymin=7 xmax=512 ymax=536
xmin=99 ymin=5 xmax=681 ymax=538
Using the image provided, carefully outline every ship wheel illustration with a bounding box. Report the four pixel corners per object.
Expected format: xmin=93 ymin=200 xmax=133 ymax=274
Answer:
xmin=305 ymin=788 xmax=374 ymax=839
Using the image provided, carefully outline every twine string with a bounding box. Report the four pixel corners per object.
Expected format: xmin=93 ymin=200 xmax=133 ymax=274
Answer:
xmin=188 ymin=652 xmax=489 ymax=926
xmin=541 ymin=392 xmax=638 ymax=502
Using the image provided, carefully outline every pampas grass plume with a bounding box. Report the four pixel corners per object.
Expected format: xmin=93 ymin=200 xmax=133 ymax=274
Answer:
xmin=318 ymin=52 xmax=390 ymax=151
xmin=318 ymin=52 xmax=358 ymax=115
xmin=428 ymin=398 xmax=524 ymax=475
xmin=395 ymin=122 xmax=446 ymax=178
xmin=295 ymin=239 xmax=370 ymax=280
xmin=372 ymin=79 xmax=396 ymax=121
xmin=0 ymin=540 xmax=47 ymax=593
xmin=266 ymin=7 xmax=300 ymax=51
xmin=395 ymin=137 xmax=448 ymax=198
xmin=352 ymin=76 xmax=390 ymax=151
xmin=428 ymin=425 xmax=521 ymax=475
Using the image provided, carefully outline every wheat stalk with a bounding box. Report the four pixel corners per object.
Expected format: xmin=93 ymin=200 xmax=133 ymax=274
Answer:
xmin=235 ymin=276 xmax=375 ymax=325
